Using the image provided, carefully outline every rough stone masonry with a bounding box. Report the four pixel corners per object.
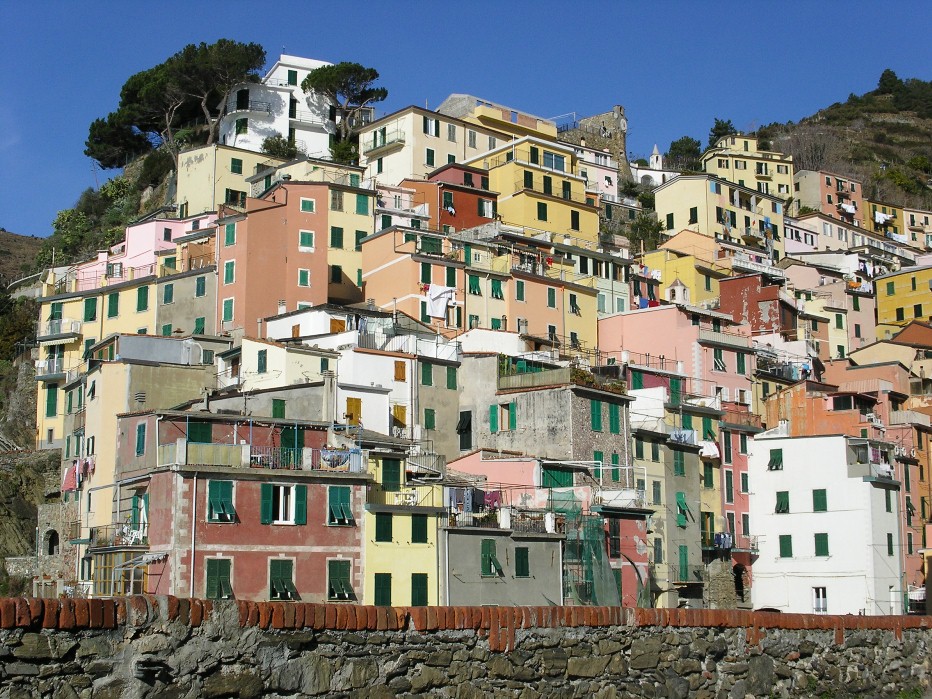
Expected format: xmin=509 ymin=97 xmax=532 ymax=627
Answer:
xmin=0 ymin=596 xmax=930 ymax=697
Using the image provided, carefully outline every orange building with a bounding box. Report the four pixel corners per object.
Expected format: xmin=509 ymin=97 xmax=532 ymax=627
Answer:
xmin=401 ymin=163 xmax=499 ymax=234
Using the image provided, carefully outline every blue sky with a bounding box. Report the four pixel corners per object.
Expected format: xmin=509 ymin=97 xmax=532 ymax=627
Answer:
xmin=1 ymin=1 xmax=929 ymax=238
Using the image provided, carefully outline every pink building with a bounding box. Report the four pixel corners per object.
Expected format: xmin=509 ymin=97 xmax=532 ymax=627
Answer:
xmin=107 ymin=411 xmax=370 ymax=602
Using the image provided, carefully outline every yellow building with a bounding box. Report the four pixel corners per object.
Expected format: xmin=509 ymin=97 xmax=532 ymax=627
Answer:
xmin=808 ymin=297 xmax=849 ymax=360
xmin=904 ymin=206 xmax=932 ymax=249
xmin=874 ymin=263 xmax=932 ymax=339
xmin=436 ymin=93 xmax=558 ymax=141
xmin=863 ymin=199 xmax=907 ymax=240
xmin=654 ymin=174 xmax=788 ymax=261
xmin=702 ymin=134 xmax=794 ymax=207
xmin=642 ymin=244 xmax=726 ymax=307
xmin=176 ymin=144 xmax=289 ymax=218
xmin=363 ymin=452 xmax=443 ymax=606
xmin=463 ymin=137 xmax=601 ymax=244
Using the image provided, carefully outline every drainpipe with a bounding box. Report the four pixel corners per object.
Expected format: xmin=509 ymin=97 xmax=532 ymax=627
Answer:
xmin=189 ymin=474 xmax=197 ymax=598
xmin=443 ymin=528 xmax=450 ymax=606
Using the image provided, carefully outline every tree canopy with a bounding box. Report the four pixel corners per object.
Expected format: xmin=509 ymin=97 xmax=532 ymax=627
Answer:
xmin=708 ymin=118 xmax=737 ymax=149
xmin=302 ymin=62 xmax=387 ymax=161
xmin=85 ymin=40 xmax=266 ymax=169
xmin=666 ymin=136 xmax=702 ymax=171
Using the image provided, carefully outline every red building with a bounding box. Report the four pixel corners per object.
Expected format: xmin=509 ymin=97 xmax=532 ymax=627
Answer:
xmin=106 ymin=411 xmax=371 ymax=602
xmin=402 ymin=163 xmax=498 ymax=233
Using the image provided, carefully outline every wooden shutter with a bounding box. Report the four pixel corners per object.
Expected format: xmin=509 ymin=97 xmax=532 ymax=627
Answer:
xmin=260 ymin=484 xmax=273 ymax=525
xmin=489 ymin=405 xmax=498 ymax=434
xmin=294 ymin=485 xmax=307 ymax=525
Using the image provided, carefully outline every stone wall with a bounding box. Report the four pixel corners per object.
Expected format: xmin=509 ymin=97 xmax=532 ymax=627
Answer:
xmin=0 ymin=596 xmax=930 ymax=697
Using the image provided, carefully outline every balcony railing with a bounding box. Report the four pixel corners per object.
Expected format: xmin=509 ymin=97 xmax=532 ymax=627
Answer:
xmin=356 ymin=332 xmax=461 ymax=362
xmin=514 ymin=178 xmax=595 ymax=206
xmin=89 ymin=523 xmax=148 ymax=549
xmin=741 ymin=227 xmax=765 ymax=242
xmin=158 ymin=441 xmax=367 ymax=472
xmin=731 ymin=254 xmax=785 ymax=279
xmin=698 ymin=329 xmax=751 ymax=349
xmin=890 ymin=410 xmax=931 ymax=427
xmin=674 ymin=564 xmax=706 ymax=584
xmin=35 ymin=357 xmax=66 ymax=377
xmin=38 ymin=319 xmax=81 ymax=340
xmin=228 ymin=100 xmax=272 ymax=115
xmin=368 ymin=486 xmax=441 ymax=508
xmin=441 ymin=508 xmax=564 ymax=534
xmin=593 ymin=488 xmax=647 ymax=510
xmin=362 ymin=131 xmax=406 ymax=155
xmin=289 ymin=109 xmax=327 ymax=126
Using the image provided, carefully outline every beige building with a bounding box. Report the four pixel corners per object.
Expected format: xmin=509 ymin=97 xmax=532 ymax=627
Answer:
xmin=357 ymin=106 xmax=508 ymax=186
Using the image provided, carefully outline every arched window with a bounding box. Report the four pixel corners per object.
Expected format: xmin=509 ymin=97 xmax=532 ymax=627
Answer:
xmin=45 ymin=530 xmax=60 ymax=556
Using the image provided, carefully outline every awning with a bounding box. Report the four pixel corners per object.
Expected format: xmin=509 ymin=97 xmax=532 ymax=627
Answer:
xmin=39 ymin=336 xmax=77 ymax=347
xmin=115 ymin=552 xmax=167 ymax=570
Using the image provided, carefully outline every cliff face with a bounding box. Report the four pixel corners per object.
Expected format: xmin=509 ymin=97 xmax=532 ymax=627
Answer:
xmin=0 ymin=451 xmax=59 ymax=561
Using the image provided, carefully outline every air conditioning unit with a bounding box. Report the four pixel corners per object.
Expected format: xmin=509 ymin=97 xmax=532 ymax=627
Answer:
xmin=866 ymin=413 xmax=880 ymax=425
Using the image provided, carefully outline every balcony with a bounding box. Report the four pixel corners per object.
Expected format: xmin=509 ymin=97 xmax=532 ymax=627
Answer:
xmin=755 ymin=168 xmax=772 ymax=180
xmin=731 ymin=254 xmax=785 ymax=279
xmin=228 ymin=100 xmax=272 ymax=115
xmin=733 ymin=534 xmax=759 ymax=553
xmin=514 ymin=178 xmax=594 ymax=207
xmin=356 ymin=332 xmax=460 ymax=362
xmin=697 ymin=329 xmax=751 ymax=350
xmin=890 ymin=410 xmax=931 ymax=428
xmin=88 ymin=523 xmax=148 ymax=549
xmin=741 ymin=227 xmax=765 ymax=243
xmin=441 ymin=508 xmax=565 ymax=534
xmin=37 ymin=319 xmax=81 ymax=344
xmin=157 ymin=441 xmax=367 ymax=473
xmin=362 ymin=131 xmax=406 ymax=156
xmin=35 ymin=357 xmax=66 ymax=381
xmin=288 ymin=109 xmax=327 ymax=127
xmin=368 ymin=485 xmax=441 ymax=508
xmin=673 ymin=564 xmax=706 ymax=585
xmin=496 ymin=366 xmax=626 ymax=395
xmin=593 ymin=488 xmax=648 ymax=511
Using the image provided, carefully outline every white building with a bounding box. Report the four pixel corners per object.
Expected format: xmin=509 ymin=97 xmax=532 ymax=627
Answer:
xmin=749 ymin=426 xmax=903 ymax=615
xmin=629 ymin=146 xmax=681 ymax=189
xmin=217 ymin=54 xmax=336 ymax=160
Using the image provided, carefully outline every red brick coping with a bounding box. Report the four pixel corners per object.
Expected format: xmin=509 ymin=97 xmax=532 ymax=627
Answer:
xmin=2 ymin=597 xmax=930 ymax=653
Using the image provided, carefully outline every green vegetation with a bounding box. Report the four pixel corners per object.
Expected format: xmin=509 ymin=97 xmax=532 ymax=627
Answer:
xmin=666 ymin=135 xmax=702 ymax=171
xmin=708 ymin=118 xmax=737 ymax=149
xmin=301 ymin=62 xmax=387 ymax=163
xmin=85 ymin=39 xmax=266 ymax=168
xmin=261 ymin=134 xmax=300 ymax=160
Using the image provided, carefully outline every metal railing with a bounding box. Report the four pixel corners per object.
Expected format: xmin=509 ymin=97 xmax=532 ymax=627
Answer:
xmin=89 ymin=523 xmax=148 ymax=549
xmin=38 ymin=319 xmax=81 ymax=338
xmin=368 ymin=486 xmax=440 ymax=508
xmin=362 ymin=130 xmax=406 ymax=155
xmin=158 ymin=441 xmax=367 ymax=473
xmin=35 ymin=357 xmax=66 ymax=376
xmin=227 ymin=100 xmax=272 ymax=115
xmin=698 ymin=328 xmax=751 ymax=349
xmin=356 ymin=332 xmax=461 ymax=362
xmin=289 ymin=109 xmax=327 ymax=126
xmin=514 ymin=178 xmax=594 ymax=206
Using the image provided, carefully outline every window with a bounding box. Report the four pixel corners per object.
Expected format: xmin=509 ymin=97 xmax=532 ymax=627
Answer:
xmin=107 ymin=292 xmax=119 ymax=318
xmin=813 ymin=586 xmax=827 ymax=613
xmin=207 ymin=480 xmax=236 ymax=522
xmin=481 ymin=539 xmax=503 ymax=576
xmin=725 ymin=470 xmax=734 ymax=503
xmin=467 ymin=274 xmax=481 ymax=295
xmin=327 ymin=559 xmax=352 ymax=600
xmin=205 ymin=558 xmax=232 ymax=599
xmin=223 ymin=261 xmax=235 ymax=285
xmin=298 ymin=269 xmax=310 ymax=287
xmin=330 ymin=265 xmax=342 ymax=283
xmin=570 ymin=210 xmax=580 ymax=230
xmin=411 ymin=514 xmax=428 ymax=544
xmin=423 ymin=116 xmax=439 ymax=136
xmin=83 ymin=297 xmax=97 ymax=322
xmin=537 ymin=202 xmax=547 ymax=221
xmin=590 ymin=400 xmax=603 ymax=431
xmin=779 ymin=535 xmax=793 ymax=558
xmin=491 ymin=279 xmax=504 ymax=299
xmin=424 ymin=408 xmax=436 ymax=430
xmin=652 ymin=481 xmax=661 ymax=505
xmin=673 ymin=450 xmax=685 ymax=476
xmin=665 ymin=213 xmax=674 ymax=230
xmin=740 ymin=472 xmax=749 ymax=493
xmin=675 ymin=492 xmax=689 ymax=527
xmin=269 ymin=559 xmax=297 ymax=600
xmin=547 ymin=288 xmax=556 ymax=308
xmin=225 ymin=189 xmax=246 ymax=207
xmin=330 ymin=190 xmax=344 ymax=212
xmin=300 ymin=197 xmax=316 ymax=213
xmin=134 ymin=423 xmax=146 ymax=456
xmin=446 ymin=366 xmax=457 ymax=390
xmin=688 ymin=206 xmax=698 ymax=225
xmin=887 ymin=281 xmax=895 ymax=296
xmin=223 ymin=222 xmax=236 ymax=246
xmin=541 ymin=464 xmax=572 ymax=488
xmin=915 ymin=304 xmax=923 ymax=318
xmin=410 ymin=572 xmax=428 ymax=607
xmin=775 ymin=490 xmax=789 ymax=513
xmin=375 ymin=512 xmax=393 ymax=542
xmin=222 ymin=298 xmax=234 ymax=323
xmin=885 ymin=488 xmax=892 ymax=513
xmin=650 ymin=441 xmax=660 ymax=462
xmin=192 ymin=275 xmax=206 ymax=299
xmin=609 ymin=403 xmax=620 ymax=435
xmin=515 ymin=547 xmax=530 ymax=577
xmin=163 ymin=284 xmax=174 ymax=305
xmin=421 ymin=362 xmax=433 ymax=386
xmin=713 ymin=348 xmax=725 ymax=372
xmin=887 ymin=532 xmax=894 ymax=556
xmin=257 ymin=349 xmax=267 ymax=373
xmin=272 ymin=399 xmax=285 ymax=419
xmin=393 ymin=361 xmax=406 ymax=382
xmin=542 ymin=151 xmax=565 ymax=171
xmin=260 ymin=484 xmax=307 ymax=525
xmin=426 ymin=148 xmax=435 ymax=166
xmin=806 ymin=487 xmax=827 ymax=513
xmin=235 ymin=118 xmax=247 ymax=135
xmin=381 ymin=458 xmax=402 ymax=492
xmin=329 ymin=225 xmax=345 ymax=249
xmin=767 ymin=448 xmax=783 ymax=470
xmin=736 ymin=353 xmax=746 ymax=375
xmin=703 ymin=463 xmax=713 ymax=489
xmin=467 ymin=130 xmax=477 ymax=148
xmin=136 ymin=286 xmax=149 ymax=312
xmin=814 ymin=533 xmax=829 ymax=556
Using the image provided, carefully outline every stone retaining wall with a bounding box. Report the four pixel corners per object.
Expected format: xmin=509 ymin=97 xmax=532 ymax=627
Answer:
xmin=0 ymin=596 xmax=930 ymax=697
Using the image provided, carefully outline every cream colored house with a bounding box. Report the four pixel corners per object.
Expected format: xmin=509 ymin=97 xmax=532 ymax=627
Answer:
xmin=702 ymin=134 xmax=794 ymax=208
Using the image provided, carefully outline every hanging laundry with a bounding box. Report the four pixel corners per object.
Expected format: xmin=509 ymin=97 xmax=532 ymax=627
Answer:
xmin=426 ymin=284 xmax=455 ymax=318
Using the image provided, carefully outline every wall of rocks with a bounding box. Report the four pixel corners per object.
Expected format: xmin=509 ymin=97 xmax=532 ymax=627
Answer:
xmin=0 ymin=596 xmax=930 ymax=698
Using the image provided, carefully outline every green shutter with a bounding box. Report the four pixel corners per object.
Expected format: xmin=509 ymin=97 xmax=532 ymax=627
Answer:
xmin=515 ymin=547 xmax=530 ymax=577
xmin=593 ymin=450 xmax=604 ymax=480
xmin=375 ymin=512 xmax=393 ymax=542
xmin=206 ymin=559 xmax=220 ymax=599
xmin=272 ymin=399 xmax=285 ymax=419
xmin=411 ymin=514 xmax=428 ymax=543
xmin=374 ymin=573 xmax=392 ymax=606
xmin=489 ymin=404 xmax=498 ymax=433
xmin=703 ymin=463 xmax=713 ymax=488
xmin=222 ymin=298 xmax=234 ymax=322
xmin=291 ymin=485 xmax=307 ymax=525
xmin=590 ymin=400 xmax=603 ymax=431
xmin=446 ymin=366 xmax=457 ymax=389
xmin=421 ymin=262 xmax=431 ymax=284
xmin=609 ymin=403 xmax=620 ymax=434
xmin=83 ymin=297 xmax=97 ymax=322
xmin=547 ymin=288 xmax=556 ymax=307
xmin=779 ymin=535 xmax=793 ymax=558
xmin=481 ymin=539 xmax=495 ymax=576
xmin=194 ymin=317 xmax=205 ymax=335
xmin=508 ymin=402 xmax=517 ymax=430
xmin=631 ymin=371 xmax=643 ymax=390
xmin=257 ymin=349 xmax=267 ymax=373
xmin=161 ymin=324 xmax=172 ymax=336
xmin=814 ymin=533 xmax=829 ymax=556
xmin=676 ymin=492 xmax=688 ymax=527
xmin=516 ymin=280 xmax=525 ymax=301
xmin=188 ymin=421 xmax=213 ymax=443
xmin=611 ymin=452 xmax=620 ymax=481
xmin=411 ymin=573 xmax=428 ymax=606
xmin=736 ymin=353 xmax=746 ymax=375
xmin=131 ymin=494 xmax=140 ymax=530
xmin=260 ymin=483 xmax=273 ymax=525
xmin=382 ymin=458 xmax=401 ymax=492
xmin=776 ymin=491 xmax=789 ymax=513
xmin=421 ymin=362 xmax=432 ymax=386
xmin=107 ymin=293 xmax=119 ymax=318
xmin=225 ymin=223 xmax=235 ymax=246
xmin=45 ymin=385 xmax=58 ymax=417
xmin=445 ymin=265 xmax=456 ymax=287
xmin=812 ymin=489 xmax=827 ymax=512
xmin=356 ymin=194 xmax=368 ymax=215
xmin=135 ymin=423 xmax=146 ymax=456
xmin=673 ymin=450 xmax=685 ymax=476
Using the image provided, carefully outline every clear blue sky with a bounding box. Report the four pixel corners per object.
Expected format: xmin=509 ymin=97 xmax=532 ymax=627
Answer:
xmin=1 ymin=1 xmax=929 ymax=238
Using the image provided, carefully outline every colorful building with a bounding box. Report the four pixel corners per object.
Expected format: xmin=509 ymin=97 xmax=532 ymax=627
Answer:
xmin=874 ymin=264 xmax=932 ymax=339
xmin=702 ymin=134 xmax=794 ymax=205
xmin=793 ymin=170 xmax=863 ymax=226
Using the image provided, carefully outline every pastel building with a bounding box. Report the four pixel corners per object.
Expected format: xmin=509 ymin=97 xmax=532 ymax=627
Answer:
xmin=357 ymin=105 xmax=507 ymax=185
xmin=702 ymin=134 xmax=794 ymax=204
xmin=793 ymin=170 xmax=863 ymax=227
xmin=400 ymin=163 xmax=498 ymax=234
xmin=874 ymin=264 xmax=932 ymax=339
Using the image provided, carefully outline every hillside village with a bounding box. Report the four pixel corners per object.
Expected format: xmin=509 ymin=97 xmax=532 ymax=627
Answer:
xmin=11 ymin=52 xmax=932 ymax=618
